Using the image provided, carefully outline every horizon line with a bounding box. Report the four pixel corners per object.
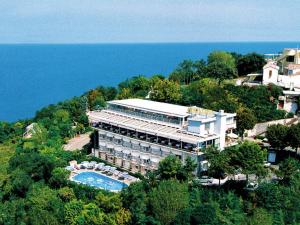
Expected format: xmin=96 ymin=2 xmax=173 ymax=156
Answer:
xmin=0 ymin=40 xmax=299 ymax=45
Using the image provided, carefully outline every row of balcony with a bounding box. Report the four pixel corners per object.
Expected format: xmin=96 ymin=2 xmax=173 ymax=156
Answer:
xmin=93 ymin=149 xmax=159 ymax=175
xmin=97 ymin=123 xmax=198 ymax=152
xmin=98 ymin=130 xmax=198 ymax=160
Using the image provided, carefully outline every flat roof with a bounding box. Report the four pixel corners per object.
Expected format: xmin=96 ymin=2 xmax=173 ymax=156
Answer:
xmin=108 ymin=99 xmax=190 ymax=117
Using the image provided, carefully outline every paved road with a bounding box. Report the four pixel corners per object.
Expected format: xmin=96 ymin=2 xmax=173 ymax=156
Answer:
xmin=64 ymin=132 xmax=91 ymax=151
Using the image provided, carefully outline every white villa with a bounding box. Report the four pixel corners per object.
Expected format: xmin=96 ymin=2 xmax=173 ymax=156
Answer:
xmin=245 ymin=48 xmax=300 ymax=113
xmin=88 ymin=99 xmax=237 ymax=175
xmin=263 ymin=48 xmax=300 ymax=89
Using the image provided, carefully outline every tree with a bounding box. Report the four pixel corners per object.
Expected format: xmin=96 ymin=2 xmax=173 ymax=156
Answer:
xmin=205 ymin=147 xmax=231 ymax=186
xmin=277 ymin=158 xmax=300 ymax=185
xmin=169 ymin=60 xmax=205 ymax=85
xmin=237 ymin=141 xmax=267 ymax=180
xmin=190 ymin=203 xmax=219 ymax=225
xmin=150 ymin=79 xmax=181 ymax=103
xmin=0 ymin=199 xmax=27 ymax=225
xmin=48 ymin=167 xmax=70 ymax=188
xmin=169 ymin=60 xmax=195 ymax=85
xmin=118 ymin=75 xmax=151 ymax=98
xmin=9 ymin=151 xmax=55 ymax=182
xmin=95 ymin=192 xmax=122 ymax=213
xmin=117 ymin=88 xmax=133 ymax=100
xmin=121 ymin=182 xmax=148 ymax=224
xmin=26 ymin=184 xmax=65 ymax=225
xmin=115 ymin=208 xmax=132 ymax=225
xmin=58 ymin=187 xmax=76 ymax=202
xmin=64 ymin=199 xmax=84 ymax=225
xmin=208 ymin=51 xmax=236 ymax=68
xmin=287 ymin=123 xmax=300 ymax=152
xmin=206 ymin=51 xmax=238 ymax=84
xmin=149 ymin=179 xmax=189 ymax=225
xmin=87 ymin=89 xmax=106 ymax=110
xmin=266 ymin=124 xmax=288 ymax=150
xmin=236 ymin=107 xmax=257 ymax=138
xmin=8 ymin=168 xmax=33 ymax=198
xmin=237 ymin=53 xmax=265 ymax=76
xmin=255 ymin=183 xmax=283 ymax=211
xmin=206 ymin=61 xmax=237 ymax=84
xmin=74 ymin=203 xmax=107 ymax=225
xmin=179 ymin=156 xmax=197 ymax=181
xmin=247 ymin=208 xmax=273 ymax=225
xmin=157 ymin=155 xmax=182 ymax=179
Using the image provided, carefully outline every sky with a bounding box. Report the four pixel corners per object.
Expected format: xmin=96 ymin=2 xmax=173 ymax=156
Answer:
xmin=0 ymin=0 xmax=299 ymax=43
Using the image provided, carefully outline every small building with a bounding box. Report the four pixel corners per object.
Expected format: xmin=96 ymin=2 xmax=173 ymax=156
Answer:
xmin=87 ymin=99 xmax=237 ymax=175
xmin=23 ymin=123 xmax=40 ymax=138
xmin=244 ymin=48 xmax=300 ymax=114
xmin=263 ymin=48 xmax=300 ymax=89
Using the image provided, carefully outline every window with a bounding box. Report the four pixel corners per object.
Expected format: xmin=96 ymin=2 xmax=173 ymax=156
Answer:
xmin=205 ymin=123 xmax=210 ymax=130
xmin=206 ymin=140 xmax=213 ymax=146
xmin=286 ymin=56 xmax=295 ymax=63
xmin=269 ymin=70 xmax=272 ymax=78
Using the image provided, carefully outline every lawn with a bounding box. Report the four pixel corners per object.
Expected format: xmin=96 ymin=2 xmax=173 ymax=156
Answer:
xmin=0 ymin=144 xmax=15 ymax=183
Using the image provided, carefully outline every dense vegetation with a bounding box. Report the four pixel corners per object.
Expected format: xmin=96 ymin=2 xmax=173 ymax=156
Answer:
xmin=0 ymin=50 xmax=299 ymax=224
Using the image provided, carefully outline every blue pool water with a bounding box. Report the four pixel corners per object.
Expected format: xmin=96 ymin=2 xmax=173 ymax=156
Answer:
xmin=1 ymin=42 xmax=300 ymax=122
xmin=72 ymin=171 xmax=128 ymax=191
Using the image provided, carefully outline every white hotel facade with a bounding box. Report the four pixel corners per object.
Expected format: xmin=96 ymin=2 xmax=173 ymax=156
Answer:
xmin=88 ymin=99 xmax=236 ymax=175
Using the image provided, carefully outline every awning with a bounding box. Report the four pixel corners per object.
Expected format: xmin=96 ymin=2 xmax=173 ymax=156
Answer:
xmin=140 ymin=154 xmax=150 ymax=160
xmin=99 ymin=142 xmax=106 ymax=147
xmin=122 ymin=149 xmax=130 ymax=154
xmin=131 ymin=140 xmax=140 ymax=145
xmin=151 ymin=157 xmax=160 ymax=163
xmin=140 ymin=143 xmax=149 ymax=148
xmin=98 ymin=130 xmax=106 ymax=135
xmin=107 ymin=133 xmax=114 ymax=138
xmin=114 ymin=146 xmax=123 ymax=152
xmin=107 ymin=144 xmax=114 ymax=149
xmin=131 ymin=151 xmax=140 ymax=157
xmin=114 ymin=136 xmax=122 ymax=140
xmin=123 ymin=138 xmax=130 ymax=142
xmin=150 ymin=145 xmax=160 ymax=151
xmin=161 ymin=148 xmax=170 ymax=153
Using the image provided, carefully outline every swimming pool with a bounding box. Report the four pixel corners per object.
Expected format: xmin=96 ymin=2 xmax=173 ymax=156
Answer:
xmin=72 ymin=172 xmax=128 ymax=191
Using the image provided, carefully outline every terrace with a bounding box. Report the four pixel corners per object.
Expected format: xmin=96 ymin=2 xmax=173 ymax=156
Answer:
xmin=88 ymin=110 xmax=218 ymax=149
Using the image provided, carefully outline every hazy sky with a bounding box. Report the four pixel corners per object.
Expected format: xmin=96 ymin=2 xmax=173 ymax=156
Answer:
xmin=0 ymin=0 xmax=299 ymax=43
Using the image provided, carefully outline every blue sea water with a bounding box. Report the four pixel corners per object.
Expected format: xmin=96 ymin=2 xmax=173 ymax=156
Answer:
xmin=0 ymin=42 xmax=299 ymax=122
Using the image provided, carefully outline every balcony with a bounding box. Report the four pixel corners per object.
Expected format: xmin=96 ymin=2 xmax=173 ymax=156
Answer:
xmin=97 ymin=122 xmax=199 ymax=153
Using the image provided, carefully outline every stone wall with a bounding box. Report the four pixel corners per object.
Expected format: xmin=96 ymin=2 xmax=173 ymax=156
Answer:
xmin=246 ymin=117 xmax=298 ymax=137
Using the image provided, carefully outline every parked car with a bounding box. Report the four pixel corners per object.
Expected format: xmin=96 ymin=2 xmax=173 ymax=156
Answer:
xmin=198 ymin=176 xmax=213 ymax=184
xmin=244 ymin=181 xmax=259 ymax=191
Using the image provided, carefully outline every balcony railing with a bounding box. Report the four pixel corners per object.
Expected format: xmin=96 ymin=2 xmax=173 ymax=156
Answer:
xmin=98 ymin=129 xmax=199 ymax=158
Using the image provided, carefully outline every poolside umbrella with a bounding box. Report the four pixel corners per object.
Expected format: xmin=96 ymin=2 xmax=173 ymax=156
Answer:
xmin=104 ymin=166 xmax=111 ymax=171
xmin=110 ymin=167 xmax=117 ymax=172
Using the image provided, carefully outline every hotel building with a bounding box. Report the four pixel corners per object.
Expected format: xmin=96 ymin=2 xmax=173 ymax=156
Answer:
xmin=88 ymin=99 xmax=236 ymax=175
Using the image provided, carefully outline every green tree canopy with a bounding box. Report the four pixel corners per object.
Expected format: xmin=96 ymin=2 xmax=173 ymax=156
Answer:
xmin=236 ymin=53 xmax=265 ymax=76
xmin=236 ymin=141 xmax=267 ymax=179
xmin=150 ymin=79 xmax=181 ymax=103
xmin=149 ymin=179 xmax=189 ymax=225
xmin=236 ymin=107 xmax=257 ymax=137
xmin=266 ymin=124 xmax=288 ymax=150
xmin=157 ymin=155 xmax=182 ymax=179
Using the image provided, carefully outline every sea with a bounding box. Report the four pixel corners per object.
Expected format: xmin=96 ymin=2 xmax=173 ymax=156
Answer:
xmin=0 ymin=42 xmax=299 ymax=122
